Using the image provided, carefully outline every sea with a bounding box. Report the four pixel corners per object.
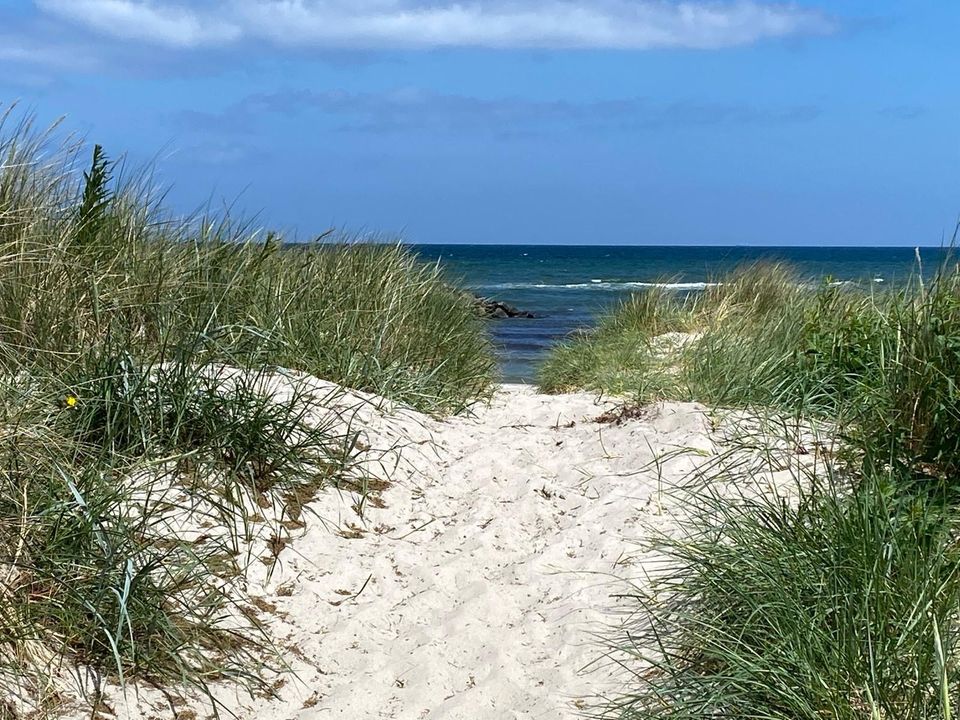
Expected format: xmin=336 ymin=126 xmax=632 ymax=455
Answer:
xmin=409 ymin=245 xmax=953 ymax=383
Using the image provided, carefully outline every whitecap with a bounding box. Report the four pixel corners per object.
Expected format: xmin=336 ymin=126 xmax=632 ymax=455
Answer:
xmin=473 ymin=281 xmax=719 ymax=291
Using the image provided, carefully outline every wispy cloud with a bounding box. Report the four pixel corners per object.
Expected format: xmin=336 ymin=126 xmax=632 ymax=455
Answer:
xmin=0 ymin=34 xmax=102 ymax=72
xmin=36 ymin=0 xmax=837 ymax=50
xmin=35 ymin=0 xmax=241 ymax=48
xmin=177 ymin=87 xmax=822 ymax=137
xmin=879 ymin=105 xmax=925 ymax=121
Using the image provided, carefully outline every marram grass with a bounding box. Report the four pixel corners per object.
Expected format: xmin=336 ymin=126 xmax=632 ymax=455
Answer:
xmin=0 ymin=106 xmax=495 ymax=715
xmin=0 ymin=106 xmax=495 ymax=414
xmin=597 ymin=458 xmax=960 ymax=720
xmin=554 ymin=261 xmax=960 ymax=720
xmin=540 ymin=260 xmax=960 ymax=476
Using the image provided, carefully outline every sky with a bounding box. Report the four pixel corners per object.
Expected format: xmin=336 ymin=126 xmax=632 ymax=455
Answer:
xmin=0 ymin=1 xmax=957 ymax=246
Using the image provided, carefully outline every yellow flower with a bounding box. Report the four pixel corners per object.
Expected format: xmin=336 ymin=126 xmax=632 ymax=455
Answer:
xmin=65 ymin=394 xmax=78 ymax=408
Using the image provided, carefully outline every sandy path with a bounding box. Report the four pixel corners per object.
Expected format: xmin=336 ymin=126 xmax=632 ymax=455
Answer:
xmin=197 ymin=384 xmax=718 ymax=720
xmin=73 ymin=383 xmax=736 ymax=720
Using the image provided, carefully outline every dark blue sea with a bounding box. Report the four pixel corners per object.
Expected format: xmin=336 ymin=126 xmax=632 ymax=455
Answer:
xmin=409 ymin=245 xmax=952 ymax=383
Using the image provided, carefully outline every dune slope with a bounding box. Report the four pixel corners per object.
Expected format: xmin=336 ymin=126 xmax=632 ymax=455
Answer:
xmin=53 ymin=382 xmax=788 ymax=720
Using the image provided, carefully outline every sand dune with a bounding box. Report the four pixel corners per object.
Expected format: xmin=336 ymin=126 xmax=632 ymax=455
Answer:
xmin=59 ymin=381 xmax=805 ymax=720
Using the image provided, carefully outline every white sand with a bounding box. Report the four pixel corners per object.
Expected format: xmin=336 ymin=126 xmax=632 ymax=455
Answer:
xmin=46 ymin=381 xmax=816 ymax=720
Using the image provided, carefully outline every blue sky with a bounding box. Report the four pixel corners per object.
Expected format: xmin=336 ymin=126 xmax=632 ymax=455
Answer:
xmin=1 ymin=1 xmax=957 ymax=245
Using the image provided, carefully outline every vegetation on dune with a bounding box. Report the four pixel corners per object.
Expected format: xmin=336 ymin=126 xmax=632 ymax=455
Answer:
xmin=0 ymin=106 xmax=494 ymax=715
xmin=0 ymin=109 xmax=494 ymax=414
xmin=556 ymin=261 xmax=960 ymax=719
xmin=541 ymin=260 xmax=960 ymax=475
xmin=0 ymin=361 xmax=370 ymax=713
xmin=599 ymin=461 xmax=960 ymax=720
xmin=540 ymin=285 xmax=696 ymax=399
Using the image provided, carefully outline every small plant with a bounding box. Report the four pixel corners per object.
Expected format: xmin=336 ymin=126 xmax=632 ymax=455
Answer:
xmin=74 ymin=144 xmax=113 ymax=248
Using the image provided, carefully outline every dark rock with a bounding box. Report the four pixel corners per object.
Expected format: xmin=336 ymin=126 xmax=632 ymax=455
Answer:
xmin=473 ymin=295 xmax=538 ymax=319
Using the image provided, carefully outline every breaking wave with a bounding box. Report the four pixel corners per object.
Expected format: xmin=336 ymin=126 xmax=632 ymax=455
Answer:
xmin=474 ymin=281 xmax=720 ymax=291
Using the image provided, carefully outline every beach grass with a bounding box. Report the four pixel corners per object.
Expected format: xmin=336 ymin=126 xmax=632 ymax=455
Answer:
xmin=598 ymin=453 xmax=960 ymax=720
xmin=0 ymin=108 xmax=495 ymax=414
xmin=540 ymin=285 xmax=696 ymax=398
xmin=0 ymin=108 xmax=495 ymax=714
xmin=0 ymin=362 xmax=357 ymax=713
xmin=541 ymin=259 xmax=960 ymax=475
xmin=555 ymin=261 xmax=960 ymax=718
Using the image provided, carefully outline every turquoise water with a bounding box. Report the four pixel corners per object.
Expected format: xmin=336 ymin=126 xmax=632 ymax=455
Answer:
xmin=409 ymin=245 xmax=951 ymax=383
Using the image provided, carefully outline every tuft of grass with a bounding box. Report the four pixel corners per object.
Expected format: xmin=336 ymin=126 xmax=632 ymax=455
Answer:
xmin=0 ymin=349 xmax=362 ymax=711
xmin=598 ymin=451 xmax=960 ymax=720
xmin=539 ymin=286 xmax=694 ymax=397
xmin=539 ymin=263 xmax=805 ymax=399
xmin=0 ymin=108 xmax=495 ymax=414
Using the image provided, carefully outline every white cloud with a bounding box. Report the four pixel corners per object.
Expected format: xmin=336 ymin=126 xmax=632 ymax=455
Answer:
xmin=34 ymin=0 xmax=836 ymax=50
xmin=35 ymin=0 xmax=241 ymax=48
xmin=0 ymin=35 xmax=102 ymax=71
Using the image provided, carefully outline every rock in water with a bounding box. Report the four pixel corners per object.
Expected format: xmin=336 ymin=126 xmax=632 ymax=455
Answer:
xmin=474 ymin=296 xmax=537 ymax=319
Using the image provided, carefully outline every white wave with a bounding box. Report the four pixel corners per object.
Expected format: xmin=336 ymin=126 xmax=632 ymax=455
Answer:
xmin=475 ymin=281 xmax=720 ymax=291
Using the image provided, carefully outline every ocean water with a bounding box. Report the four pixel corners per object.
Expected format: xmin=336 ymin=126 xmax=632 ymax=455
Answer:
xmin=409 ymin=245 xmax=951 ymax=383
